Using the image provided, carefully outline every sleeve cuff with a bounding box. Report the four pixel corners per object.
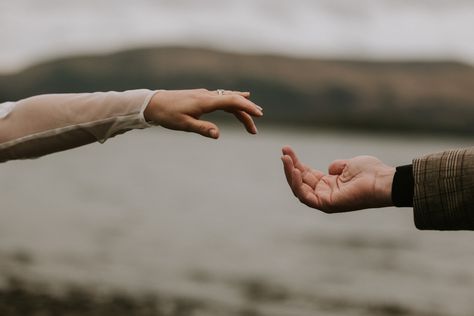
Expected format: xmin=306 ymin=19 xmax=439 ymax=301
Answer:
xmin=0 ymin=101 xmax=16 ymax=119
xmin=391 ymin=164 xmax=414 ymax=207
xmin=138 ymin=90 xmax=160 ymax=128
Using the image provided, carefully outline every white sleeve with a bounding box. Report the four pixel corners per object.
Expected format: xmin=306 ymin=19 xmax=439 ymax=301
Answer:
xmin=0 ymin=89 xmax=157 ymax=163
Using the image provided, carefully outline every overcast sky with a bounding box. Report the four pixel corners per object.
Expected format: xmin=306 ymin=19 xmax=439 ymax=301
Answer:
xmin=1 ymin=0 xmax=473 ymax=73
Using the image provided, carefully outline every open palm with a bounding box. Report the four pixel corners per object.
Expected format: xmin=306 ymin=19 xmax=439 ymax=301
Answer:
xmin=281 ymin=146 xmax=394 ymax=213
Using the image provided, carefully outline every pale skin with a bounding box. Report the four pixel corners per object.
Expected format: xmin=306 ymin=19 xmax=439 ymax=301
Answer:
xmin=281 ymin=146 xmax=396 ymax=213
xmin=0 ymin=88 xmax=264 ymax=164
xmin=144 ymin=89 xmax=263 ymax=138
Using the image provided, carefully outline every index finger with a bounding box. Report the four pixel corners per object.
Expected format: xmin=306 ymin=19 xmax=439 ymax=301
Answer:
xmin=208 ymin=95 xmax=263 ymax=117
xmin=282 ymin=146 xmax=309 ymax=173
xmin=282 ymin=155 xmax=297 ymax=197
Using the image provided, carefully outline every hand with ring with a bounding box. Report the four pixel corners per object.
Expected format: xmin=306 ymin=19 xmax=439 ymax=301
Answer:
xmin=144 ymin=89 xmax=263 ymax=139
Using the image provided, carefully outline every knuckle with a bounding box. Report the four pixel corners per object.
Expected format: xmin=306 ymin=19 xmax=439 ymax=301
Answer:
xmin=192 ymin=90 xmax=208 ymax=100
xmin=229 ymin=95 xmax=241 ymax=103
xmin=197 ymin=94 xmax=211 ymax=103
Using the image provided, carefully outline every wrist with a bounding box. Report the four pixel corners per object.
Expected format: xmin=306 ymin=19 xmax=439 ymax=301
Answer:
xmin=143 ymin=90 xmax=165 ymax=124
xmin=374 ymin=166 xmax=396 ymax=207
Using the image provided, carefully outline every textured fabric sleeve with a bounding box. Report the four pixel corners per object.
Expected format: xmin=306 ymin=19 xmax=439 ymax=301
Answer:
xmin=413 ymin=147 xmax=474 ymax=230
xmin=0 ymin=89 xmax=157 ymax=163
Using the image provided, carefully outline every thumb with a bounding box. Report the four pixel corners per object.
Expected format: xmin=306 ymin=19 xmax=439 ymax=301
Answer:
xmin=328 ymin=159 xmax=347 ymax=175
xmin=186 ymin=118 xmax=220 ymax=139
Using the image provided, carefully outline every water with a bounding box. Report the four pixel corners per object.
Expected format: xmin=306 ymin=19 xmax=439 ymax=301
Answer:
xmin=0 ymin=127 xmax=473 ymax=315
xmin=1 ymin=0 xmax=474 ymax=73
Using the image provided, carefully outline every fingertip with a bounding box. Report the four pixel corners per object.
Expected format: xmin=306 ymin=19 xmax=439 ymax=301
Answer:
xmin=282 ymin=156 xmax=295 ymax=176
xmin=209 ymin=128 xmax=219 ymax=139
xmin=249 ymin=125 xmax=258 ymax=135
xmin=281 ymin=154 xmax=292 ymax=163
xmin=282 ymin=145 xmax=292 ymax=155
xmin=283 ymin=147 xmax=301 ymax=167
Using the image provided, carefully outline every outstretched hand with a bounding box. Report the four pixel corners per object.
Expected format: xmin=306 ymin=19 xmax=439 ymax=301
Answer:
xmin=144 ymin=89 xmax=263 ymax=139
xmin=281 ymin=146 xmax=395 ymax=213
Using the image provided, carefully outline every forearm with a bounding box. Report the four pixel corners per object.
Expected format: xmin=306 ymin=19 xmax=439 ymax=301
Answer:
xmin=0 ymin=89 xmax=156 ymax=162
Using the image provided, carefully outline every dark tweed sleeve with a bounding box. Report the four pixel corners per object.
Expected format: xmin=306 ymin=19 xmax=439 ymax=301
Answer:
xmin=413 ymin=147 xmax=474 ymax=230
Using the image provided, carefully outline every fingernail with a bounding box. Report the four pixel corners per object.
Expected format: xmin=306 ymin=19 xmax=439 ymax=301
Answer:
xmin=256 ymin=105 xmax=263 ymax=111
xmin=253 ymin=127 xmax=258 ymax=134
xmin=209 ymin=129 xmax=218 ymax=138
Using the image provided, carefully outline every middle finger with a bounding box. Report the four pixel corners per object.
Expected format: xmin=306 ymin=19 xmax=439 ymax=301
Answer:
xmin=233 ymin=111 xmax=258 ymax=134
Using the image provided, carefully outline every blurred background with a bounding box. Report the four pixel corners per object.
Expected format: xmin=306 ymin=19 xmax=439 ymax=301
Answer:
xmin=0 ymin=0 xmax=473 ymax=315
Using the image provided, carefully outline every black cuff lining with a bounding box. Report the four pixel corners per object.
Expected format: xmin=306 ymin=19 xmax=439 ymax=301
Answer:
xmin=391 ymin=164 xmax=414 ymax=207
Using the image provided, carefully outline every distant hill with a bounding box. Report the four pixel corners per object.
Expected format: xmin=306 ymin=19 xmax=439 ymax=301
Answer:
xmin=1 ymin=47 xmax=473 ymax=134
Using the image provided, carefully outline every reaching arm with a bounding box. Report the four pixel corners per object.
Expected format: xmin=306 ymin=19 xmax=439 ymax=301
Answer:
xmin=0 ymin=89 xmax=263 ymax=163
